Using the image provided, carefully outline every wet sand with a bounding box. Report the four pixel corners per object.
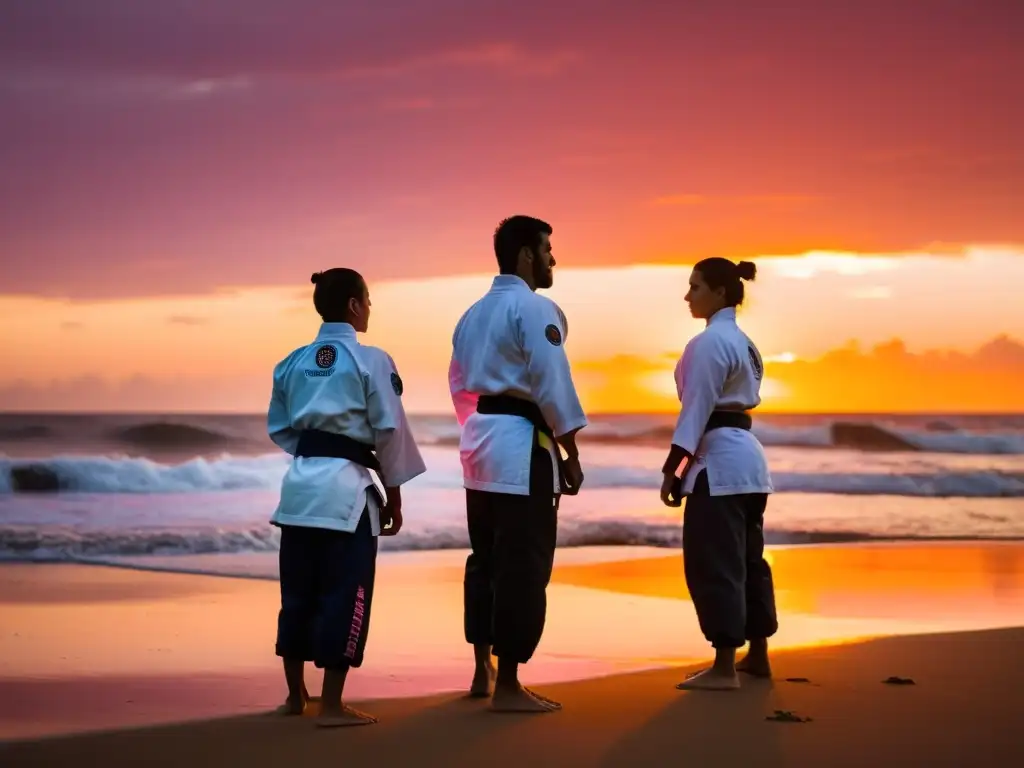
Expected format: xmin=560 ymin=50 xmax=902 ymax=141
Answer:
xmin=1 ymin=627 xmax=1021 ymax=767
xmin=1 ymin=541 xmax=1023 ymax=764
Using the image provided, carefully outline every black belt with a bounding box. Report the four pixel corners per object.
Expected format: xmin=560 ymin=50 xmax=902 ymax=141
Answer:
xmin=476 ymin=394 xmax=580 ymax=496
xmin=294 ymin=429 xmax=381 ymax=473
xmin=705 ymin=411 xmax=752 ymax=432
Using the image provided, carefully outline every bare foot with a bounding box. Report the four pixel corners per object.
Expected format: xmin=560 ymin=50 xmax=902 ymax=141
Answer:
xmin=315 ymin=705 xmax=379 ymax=728
xmin=273 ymin=694 xmax=307 ymax=716
xmin=491 ymin=685 xmax=560 ymax=713
xmin=676 ymin=667 xmax=741 ymax=691
xmin=468 ymin=664 xmax=496 ymax=698
xmin=737 ymin=655 xmax=772 ymax=678
xmin=523 ymin=688 xmax=562 ymax=710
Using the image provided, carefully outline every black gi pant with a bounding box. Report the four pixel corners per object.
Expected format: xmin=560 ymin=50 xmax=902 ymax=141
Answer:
xmin=275 ymin=509 xmax=377 ymax=670
xmin=683 ymin=470 xmax=778 ymax=649
xmin=464 ymin=444 xmax=559 ymax=664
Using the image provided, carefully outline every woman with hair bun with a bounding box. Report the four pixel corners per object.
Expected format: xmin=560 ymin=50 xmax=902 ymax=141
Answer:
xmin=267 ymin=268 xmax=426 ymax=726
xmin=659 ymin=257 xmax=778 ymax=690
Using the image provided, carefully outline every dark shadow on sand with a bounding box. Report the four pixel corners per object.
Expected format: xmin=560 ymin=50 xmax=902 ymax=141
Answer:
xmin=598 ymin=674 xmax=783 ymax=767
xmin=7 ymin=629 xmax=1024 ymax=768
xmin=0 ymin=687 xmax=529 ymax=767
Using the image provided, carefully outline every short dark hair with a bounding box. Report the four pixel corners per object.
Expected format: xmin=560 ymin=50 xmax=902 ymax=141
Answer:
xmin=493 ymin=216 xmax=553 ymax=274
xmin=694 ymin=258 xmax=757 ymax=307
xmin=310 ymin=268 xmax=365 ymax=322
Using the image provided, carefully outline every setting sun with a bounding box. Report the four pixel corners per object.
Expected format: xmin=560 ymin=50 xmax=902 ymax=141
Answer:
xmin=3 ymin=248 xmax=1021 ymax=414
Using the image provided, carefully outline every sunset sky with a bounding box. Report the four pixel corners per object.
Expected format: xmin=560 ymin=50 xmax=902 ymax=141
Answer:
xmin=2 ymin=0 xmax=1022 ymax=413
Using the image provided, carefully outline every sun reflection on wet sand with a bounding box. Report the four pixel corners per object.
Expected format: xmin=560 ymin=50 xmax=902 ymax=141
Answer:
xmin=1 ymin=542 xmax=1022 ymax=739
xmin=551 ymin=541 xmax=1024 ymax=630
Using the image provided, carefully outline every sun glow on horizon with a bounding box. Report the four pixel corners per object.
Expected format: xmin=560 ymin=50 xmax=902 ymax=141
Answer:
xmin=763 ymin=352 xmax=798 ymax=364
xmin=767 ymin=251 xmax=900 ymax=279
xmin=758 ymin=376 xmax=789 ymax=402
xmin=1 ymin=246 xmax=1023 ymax=413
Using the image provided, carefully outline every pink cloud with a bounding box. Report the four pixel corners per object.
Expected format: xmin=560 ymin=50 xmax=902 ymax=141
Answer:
xmin=2 ymin=0 xmax=1021 ymax=300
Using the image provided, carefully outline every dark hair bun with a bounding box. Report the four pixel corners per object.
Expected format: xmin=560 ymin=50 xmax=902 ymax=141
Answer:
xmin=735 ymin=261 xmax=757 ymax=281
xmin=310 ymin=272 xmax=321 ymax=285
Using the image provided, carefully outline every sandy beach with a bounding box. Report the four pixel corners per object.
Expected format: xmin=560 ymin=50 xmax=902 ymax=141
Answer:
xmin=1 ymin=541 xmax=1023 ymax=765
xmin=2 ymin=627 xmax=1022 ymax=767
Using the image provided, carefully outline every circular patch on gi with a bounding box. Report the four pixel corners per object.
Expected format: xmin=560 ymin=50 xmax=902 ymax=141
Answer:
xmin=390 ymin=371 xmax=404 ymax=396
xmin=314 ymin=344 xmax=337 ymax=369
xmin=544 ymin=324 xmax=563 ymax=346
xmin=748 ymin=345 xmax=764 ymax=380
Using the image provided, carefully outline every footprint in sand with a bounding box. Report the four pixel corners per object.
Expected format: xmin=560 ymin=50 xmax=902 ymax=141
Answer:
xmin=766 ymin=709 xmax=812 ymax=723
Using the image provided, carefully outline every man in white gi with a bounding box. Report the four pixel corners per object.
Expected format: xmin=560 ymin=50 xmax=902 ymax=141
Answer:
xmin=268 ymin=267 xmax=426 ymax=727
xmin=659 ymin=257 xmax=777 ymax=691
xmin=449 ymin=215 xmax=588 ymax=713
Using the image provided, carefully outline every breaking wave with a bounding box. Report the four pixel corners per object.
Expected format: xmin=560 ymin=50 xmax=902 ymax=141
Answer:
xmin=107 ymin=422 xmax=238 ymax=451
xmin=3 ymin=417 xmax=1023 ymax=456
xmin=585 ymin=421 xmax=1024 ymax=455
xmin=2 ymin=453 xmax=1022 ymax=497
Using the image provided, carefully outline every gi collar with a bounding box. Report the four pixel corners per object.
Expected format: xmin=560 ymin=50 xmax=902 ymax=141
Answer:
xmin=491 ymin=274 xmax=532 ymax=292
xmin=707 ymin=307 xmax=737 ymax=326
xmin=314 ymin=322 xmax=358 ymax=341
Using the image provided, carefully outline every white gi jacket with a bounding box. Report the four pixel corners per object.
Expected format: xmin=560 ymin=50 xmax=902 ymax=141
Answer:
xmin=268 ymin=322 xmax=426 ymax=534
xmin=449 ymin=275 xmax=588 ymax=496
xmin=670 ymin=307 xmax=773 ymax=497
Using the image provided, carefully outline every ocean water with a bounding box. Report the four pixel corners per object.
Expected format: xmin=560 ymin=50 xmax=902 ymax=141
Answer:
xmin=1 ymin=412 xmax=1023 ymax=572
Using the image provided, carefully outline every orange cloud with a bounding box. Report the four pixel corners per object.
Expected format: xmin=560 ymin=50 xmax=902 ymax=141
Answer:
xmin=572 ymin=337 xmax=1024 ymax=415
xmin=6 ymin=336 xmax=1020 ymax=415
xmin=2 ymin=254 xmax=1022 ymax=413
xmin=766 ymin=336 xmax=1024 ymax=413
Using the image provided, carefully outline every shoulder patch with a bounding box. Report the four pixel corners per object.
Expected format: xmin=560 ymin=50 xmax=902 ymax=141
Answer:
xmin=747 ymin=345 xmax=764 ymax=381
xmin=314 ymin=344 xmax=337 ymax=369
xmin=390 ymin=371 xmax=404 ymax=396
xmin=544 ymin=324 xmax=562 ymax=346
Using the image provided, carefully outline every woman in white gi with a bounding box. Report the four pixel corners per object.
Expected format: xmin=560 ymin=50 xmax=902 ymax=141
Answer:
xmin=267 ymin=268 xmax=426 ymax=726
xmin=659 ymin=258 xmax=777 ymax=690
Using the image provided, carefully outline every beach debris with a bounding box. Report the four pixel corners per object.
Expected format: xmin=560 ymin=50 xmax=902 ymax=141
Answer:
xmin=882 ymin=676 xmax=916 ymax=685
xmin=785 ymin=677 xmax=811 ymax=684
xmin=766 ymin=709 xmax=812 ymax=723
